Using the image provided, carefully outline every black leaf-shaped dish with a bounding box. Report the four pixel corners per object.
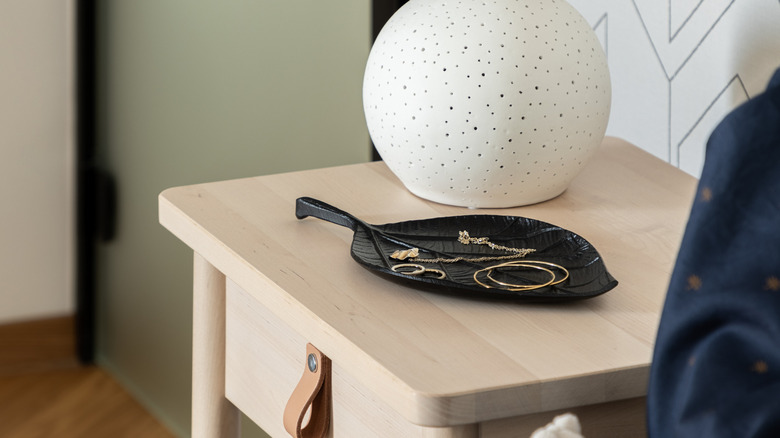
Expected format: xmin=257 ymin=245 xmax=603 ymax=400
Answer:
xmin=295 ymin=197 xmax=617 ymax=302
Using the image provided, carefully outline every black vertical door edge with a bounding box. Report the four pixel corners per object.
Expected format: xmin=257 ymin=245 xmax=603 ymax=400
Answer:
xmin=75 ymin=0 xmax=97 ymax=364
xmin=76 ymin=1 xmax=116 ymax=364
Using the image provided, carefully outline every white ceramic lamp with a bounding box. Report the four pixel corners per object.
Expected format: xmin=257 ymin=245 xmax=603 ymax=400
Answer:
xmin=363 ymin=0 xmax=611 ymax=208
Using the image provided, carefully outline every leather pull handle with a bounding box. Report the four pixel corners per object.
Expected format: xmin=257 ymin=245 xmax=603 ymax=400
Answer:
xmin=283 ymin=343 xmax=331 ymax=438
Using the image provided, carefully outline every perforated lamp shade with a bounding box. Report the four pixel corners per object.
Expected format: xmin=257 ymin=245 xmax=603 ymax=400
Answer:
xmin=363 ymin=0 xmax=611 ymax=208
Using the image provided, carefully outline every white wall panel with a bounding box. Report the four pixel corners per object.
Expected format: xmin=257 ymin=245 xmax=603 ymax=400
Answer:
xmin=567 ymin=0 xmax=780 ymax=176
xmin=0 ymin=1 xmax=75 ymax=323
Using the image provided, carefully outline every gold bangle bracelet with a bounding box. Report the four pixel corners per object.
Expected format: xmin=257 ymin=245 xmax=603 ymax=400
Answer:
xmin=514 ymin=260 xmax=570 ymax=286
xmin=487 ymin=262 xmax=556 ymax=290
xmin=474 ymin=262 xmax=556 ymax=291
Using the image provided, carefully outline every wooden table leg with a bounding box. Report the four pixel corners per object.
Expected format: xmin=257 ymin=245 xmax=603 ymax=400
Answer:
xmin=193 ymin=253 xmax=240 ymax=438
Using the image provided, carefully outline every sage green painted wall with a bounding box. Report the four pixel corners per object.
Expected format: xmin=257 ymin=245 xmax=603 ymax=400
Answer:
xmin=95 ymin=2 xmax=370 ymax=437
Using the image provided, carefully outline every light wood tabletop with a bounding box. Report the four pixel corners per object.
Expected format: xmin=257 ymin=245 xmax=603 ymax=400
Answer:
xmin=160 ymin=137 xmax=698 ymax=436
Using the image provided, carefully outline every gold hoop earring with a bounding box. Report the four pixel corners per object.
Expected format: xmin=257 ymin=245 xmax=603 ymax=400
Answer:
xmin=391 ymin=264 xmax=425 ymax=276
xmin=422 ymin=268 xmax=446 ymax=280
xmin=392 ymin=263 xmax=447 ymax=280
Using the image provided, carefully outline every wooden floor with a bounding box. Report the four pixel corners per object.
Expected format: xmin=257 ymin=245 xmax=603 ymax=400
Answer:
xmin=0 ymin=317 xmax=175 ymax=438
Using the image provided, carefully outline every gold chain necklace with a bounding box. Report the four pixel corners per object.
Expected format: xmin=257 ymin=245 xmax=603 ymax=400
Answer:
xmin=390 ymin=230 xmax=535 ymax=264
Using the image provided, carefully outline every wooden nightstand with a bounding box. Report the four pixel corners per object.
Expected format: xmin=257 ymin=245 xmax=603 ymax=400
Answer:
xmin=159 ymin=137 xmax=697 ymax=437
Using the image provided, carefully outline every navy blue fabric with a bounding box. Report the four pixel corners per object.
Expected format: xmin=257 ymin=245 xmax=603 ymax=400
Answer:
xmin=647 ymin=69 xmax=780 ymax=437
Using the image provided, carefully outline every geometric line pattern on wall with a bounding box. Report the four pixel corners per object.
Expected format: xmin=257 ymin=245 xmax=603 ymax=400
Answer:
xmin=633 ymin=0 xmax=736 ymax=81
xmin=671 ymin=0 xmax=706 ymax=41
xmin=675 ymin=74 xmax=749 ymax=163
xmin=568 ymin=0 xmax=780 ymax=176
xmin=631 ymin=0 xmax=745 ymax=166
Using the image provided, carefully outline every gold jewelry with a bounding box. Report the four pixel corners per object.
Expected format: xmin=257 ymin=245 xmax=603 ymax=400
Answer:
xmin=391 ymin=263 xmax=425 ymax=275
xmin=474 ymin=260 xmax=569 ymax=291
xmin=423 ymin=268 xmax=446 ymax=279
xmin=457 ymin=230 xmax=534 ymax=256
xmin=474 ymin=262 xmax=555 ymax=291
xmin=390 ymin=230 xmax=535 ymax=263
xmin=390 ymin=248 xmax=419 ymax=260
xmin=391 ymin=263 xmax=447 ymax=280
xmin=391 ymin=252 xmax=534 ymax=264
xmin=518 ymin=260 xmax=569 ymax=286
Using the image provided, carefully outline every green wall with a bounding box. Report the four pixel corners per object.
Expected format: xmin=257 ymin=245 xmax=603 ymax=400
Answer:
xmin=95 ymin=2 xmax=370 ymax=436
